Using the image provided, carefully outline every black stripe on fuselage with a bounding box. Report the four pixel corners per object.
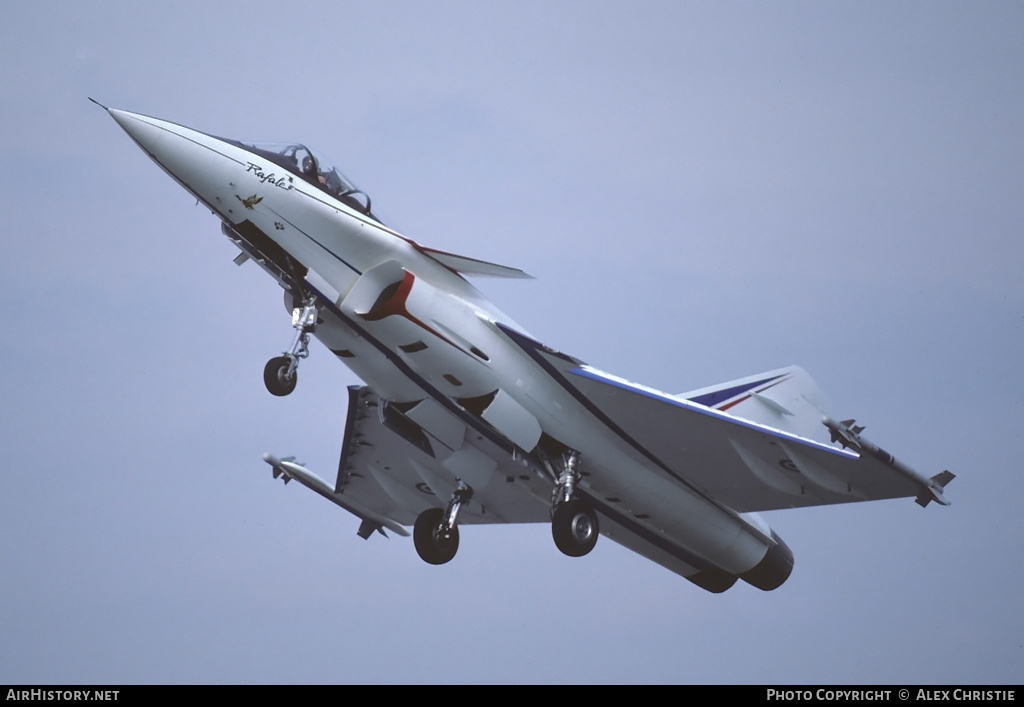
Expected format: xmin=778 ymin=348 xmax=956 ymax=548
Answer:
xmin=494 ymin=323 xmax=773 ymax=547
xmin=573 ymin=488 xmax=713 ymax=571
xmin=119 ymin=122 xmax=241 ymax=219
xmin=262 ymin=205 xmax=362 ymax=277
xmin=301 ymin=281 xmax=718 ymax=571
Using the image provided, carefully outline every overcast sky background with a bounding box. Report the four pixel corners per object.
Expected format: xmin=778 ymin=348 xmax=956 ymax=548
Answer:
xmin=1 ymin=1 xmax=1021 ymax=684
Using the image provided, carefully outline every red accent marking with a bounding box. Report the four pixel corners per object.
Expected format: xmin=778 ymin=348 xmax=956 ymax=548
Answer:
xmin=361 ymin=271 xmax=456 ymax=347
xmin=718 ymin=395 xmax=750 ymax=412
xmin=715 ymin=376 xmax=791 ymax=412
xmin=363 ymin=271 xmax=415 ymax=322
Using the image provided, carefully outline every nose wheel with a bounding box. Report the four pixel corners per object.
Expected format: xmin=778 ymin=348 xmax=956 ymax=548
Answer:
xmin=264 ymin=297 xmax=318 ymax=397
xmin=264 ymin=356 xmax=298 ymax=396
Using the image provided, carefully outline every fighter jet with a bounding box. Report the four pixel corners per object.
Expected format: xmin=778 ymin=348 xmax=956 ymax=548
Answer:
xmin=98 ymin=101 xmax=953 ymax=593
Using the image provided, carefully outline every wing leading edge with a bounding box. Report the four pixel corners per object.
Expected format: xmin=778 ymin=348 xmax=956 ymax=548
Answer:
xmin=418 ymin=246 xmax=533 ymax=279
xmin=565 ymin=364 xmax=948 ymax=512
xmin=495 ymin=322 xmax=950 ymax=514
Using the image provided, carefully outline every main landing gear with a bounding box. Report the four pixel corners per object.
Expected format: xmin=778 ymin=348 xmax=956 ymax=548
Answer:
xmin=410 ymin=450 xmax=600 ymax=566
xmin=413 ymin=482 xmax=473 ymax=565
xmin=264 ymin=296 xmax=319 ymax=397
xmin=548 ymin=449 xmax=599 ymax=557
xmin=552 ymin=499 xmax=599 ymax=557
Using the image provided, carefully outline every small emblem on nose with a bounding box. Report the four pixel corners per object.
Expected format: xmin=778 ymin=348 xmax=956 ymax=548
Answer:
xmin=237 ymin=194 xmax=263 ymax=210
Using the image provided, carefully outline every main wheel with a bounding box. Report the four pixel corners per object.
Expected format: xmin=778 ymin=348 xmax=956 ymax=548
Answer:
xmin=552 ymin=499 xmax=599 ymax=557
xmin=264 ymin=356 xmax=297 ymax=396
xmin=413 ymin=508 xmax=459 ymax=565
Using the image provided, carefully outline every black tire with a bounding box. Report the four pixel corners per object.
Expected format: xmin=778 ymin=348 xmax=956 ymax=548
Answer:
xmin=552 ymin=499 xmax=599 ymax=557
xmin=413 ymin=508 xmax=459 ymax=565
xmin=264 ymin=356 xmax=297 ymax=397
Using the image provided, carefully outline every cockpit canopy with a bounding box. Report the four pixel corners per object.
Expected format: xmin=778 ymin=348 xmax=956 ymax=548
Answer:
xmin=236 ymin=141 xmax=380 ymax=223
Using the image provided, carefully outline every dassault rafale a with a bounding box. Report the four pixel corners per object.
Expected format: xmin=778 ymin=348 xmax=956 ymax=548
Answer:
xmin=98 ymin=100 xmax=952 ymax=592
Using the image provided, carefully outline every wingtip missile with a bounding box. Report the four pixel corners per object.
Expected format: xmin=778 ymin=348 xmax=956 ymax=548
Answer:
xmin=822 ymin=416 xmax=953 ymax=507
xmin=261 ymin=453 xmax=411 ymax=537
xmin=915 ymin=470 xmax=956 ymax=507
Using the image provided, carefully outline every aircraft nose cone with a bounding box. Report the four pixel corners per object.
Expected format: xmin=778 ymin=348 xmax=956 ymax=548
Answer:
xmin=102 ymin=108 xmax=238 ymax=215
xmin=107 ymin=108 xmax=167 ymax=157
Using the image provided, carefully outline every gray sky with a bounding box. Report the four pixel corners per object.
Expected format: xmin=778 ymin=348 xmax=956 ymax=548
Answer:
xmin=1 ymin=1 xmax=1021 ymax=684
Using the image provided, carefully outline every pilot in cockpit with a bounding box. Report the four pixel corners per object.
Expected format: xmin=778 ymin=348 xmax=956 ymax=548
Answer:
xmin=301 ymin=155 xmax=320 ymax=182
xmin=302 ymin=155 xmax=341 ymax=197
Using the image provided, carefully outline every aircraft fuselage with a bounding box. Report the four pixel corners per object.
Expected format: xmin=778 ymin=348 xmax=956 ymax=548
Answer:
xmin=105 ymin=107 xmax=798 ymax=591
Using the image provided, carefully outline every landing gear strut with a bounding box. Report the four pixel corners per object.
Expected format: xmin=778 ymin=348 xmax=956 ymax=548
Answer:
xmin=548 ymin=449 xmax=599 ymax=557
xmin=264 ymin=296 xmax=318 ymax=397
xmin=413 ymin=482 xmax=473 ymax=565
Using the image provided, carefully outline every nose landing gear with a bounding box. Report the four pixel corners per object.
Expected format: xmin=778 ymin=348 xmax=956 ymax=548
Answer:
xmin=264 ymin=356 xmax=298 ymax=396
xmin=264 ymin=297 xmax=319 ymax=397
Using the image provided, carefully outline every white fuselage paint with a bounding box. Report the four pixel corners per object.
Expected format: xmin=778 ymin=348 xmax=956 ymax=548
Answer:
xmin=109 ymin=108 xmax=775 ymax=578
